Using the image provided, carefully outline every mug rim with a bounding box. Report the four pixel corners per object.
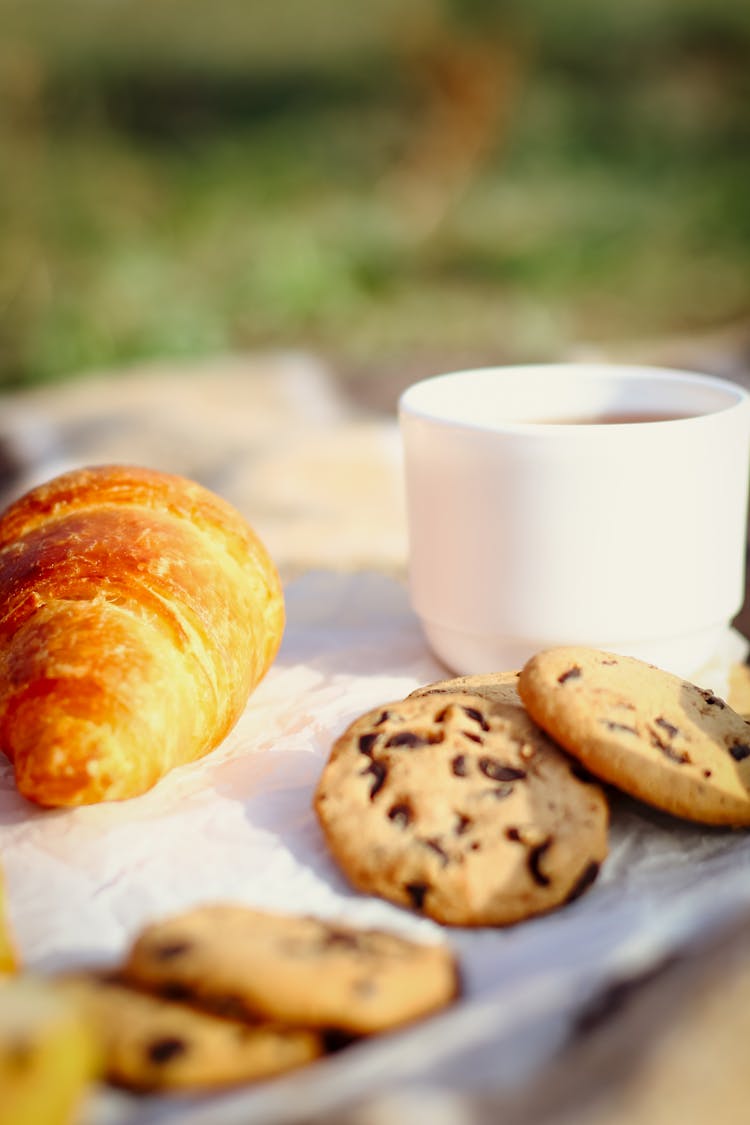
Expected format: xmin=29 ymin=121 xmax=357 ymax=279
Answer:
xmin=398 ymin=362 xmax=749 ymax=435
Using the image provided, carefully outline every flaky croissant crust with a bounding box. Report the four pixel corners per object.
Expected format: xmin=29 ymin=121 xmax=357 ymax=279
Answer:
xmin=0 ymin=465 xmax=284 ymax=806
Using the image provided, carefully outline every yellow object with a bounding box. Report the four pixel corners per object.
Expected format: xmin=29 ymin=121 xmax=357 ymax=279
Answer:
xmin=0 ymin=870 xmax=17 ymax=975
xmin=0 ymin=977 xmax=98 ymax=1125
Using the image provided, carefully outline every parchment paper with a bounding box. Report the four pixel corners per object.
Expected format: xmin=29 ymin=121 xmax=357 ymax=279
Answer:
xmin=3 ymin=571 xmax=750 ymax=1125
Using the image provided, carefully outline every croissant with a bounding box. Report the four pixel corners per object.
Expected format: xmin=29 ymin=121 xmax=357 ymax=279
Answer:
xmin=0 ymin=464 xmax=284 ymax=806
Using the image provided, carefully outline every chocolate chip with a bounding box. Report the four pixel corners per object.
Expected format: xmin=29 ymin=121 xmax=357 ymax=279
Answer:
xmin=652 ymin=739 xmax=691 ymax=765
xmin=601 ymin=720 xmax=638 ymax=735
xmin=565 ymin=861 xmax=600 ymax=903
xmin=654 ymin=716 xmax=680 ymax=739
xmin=384 ymin=731 xmax=421 ymax=748
xmin=423 ymin=838 xmax=449 ymax=865
xmin=373 ymin=711 xmax=392 ymax=726
xmin=528 ymin=839 xmax=552 ymax=886
xmin=489 ymin=784 xmax=514 ymax=800
xmin=454 ymin=813 xmax=472 ymax=835
xmin=699 ymin=690 xmax=725 ymax=709
xmin=703 ymin=768 xmax=713 ymax=778
xmin=648 ymin=719 xmax=689 ymax=761
xmin=451 ymin=754 xmax=468 ymax=777
xmin=730 ymin=742 xmax=750 ymax=762
xmin=505 ymin=826 xmax=521 ymax=842
xmin=358 ymin=733 xmax=378 ymax=756
xmin=405 ymin=882 xmax=429 ymax=910
xmin=385 ymin=730 xmax=443 ymax=749
xmin=361 ymin=759 xmax=387 ymax=798
xmin=558 ymin=666 xmax=582 ymax=684
xmin=461 ymin=730 xmax=483 ymax=744
xmin=324 ymin=928 xmax=361 ymax=951
xmin=479 ymin=757 xmax=526 ymax=782
xmin=147 ymin=1037 xmax=188 ymax=1065
xmin=153 ymin=940 xmax=191 ymax=961
xmin=462 ymin=706 xmax=490 ymax=731
xmin=387 ymin=802 xmax=413 ymax=828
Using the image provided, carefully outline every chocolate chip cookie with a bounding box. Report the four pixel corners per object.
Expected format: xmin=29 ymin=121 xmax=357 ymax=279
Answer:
xmin=409 ymin=670 xmax=521 ymax=708
xmin=60 ymin=975 xmax=320 ymax=1092
xmin=314 ymin=692 xmax=608 ymax=926
xmin=122 ymin=905 xmax=459 ymax=1036
xmin=519 ymin=646 xmax=750 ymax=825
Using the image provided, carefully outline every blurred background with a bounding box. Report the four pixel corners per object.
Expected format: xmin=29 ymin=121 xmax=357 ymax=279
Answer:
xmin=1 ymin=0 xmax=749 ymax=402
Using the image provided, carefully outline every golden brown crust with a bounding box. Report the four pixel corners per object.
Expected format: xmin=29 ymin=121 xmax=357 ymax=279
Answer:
xmin=0 ymin=464 xmax=284 ymax=806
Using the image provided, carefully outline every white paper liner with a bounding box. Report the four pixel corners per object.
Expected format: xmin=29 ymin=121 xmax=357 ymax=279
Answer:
xmin=2 ymin=571 xmax=750 ymax=1125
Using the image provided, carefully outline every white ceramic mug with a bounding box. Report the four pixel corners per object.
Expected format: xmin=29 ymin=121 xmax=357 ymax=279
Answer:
xmin=399 ymin=364 xmax=750 ymax=679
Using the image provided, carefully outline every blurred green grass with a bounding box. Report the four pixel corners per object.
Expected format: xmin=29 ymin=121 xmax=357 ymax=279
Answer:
xmin=1 ymin=0 xmax=749 ymax=388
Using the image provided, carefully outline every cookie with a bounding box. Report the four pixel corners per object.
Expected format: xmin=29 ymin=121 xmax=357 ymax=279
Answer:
xmin=409 ymin=670 xmax=521 ymax=708
xmin=314 ymin=692 xmax=608 ymax=926
xmin=60 ymin=974 xmax=321 ymax=1092
xmin=518 ymin=646 xmax=750 ymax=825
xmin=122 ymin=905 xmax=458 ymax=1036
